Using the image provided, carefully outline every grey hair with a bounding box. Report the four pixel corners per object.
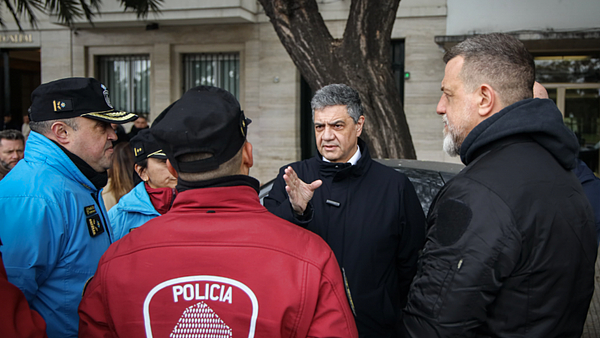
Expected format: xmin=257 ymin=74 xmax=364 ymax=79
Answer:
xmin=443 ymin=33 xmax=535 ymax=107
xmin=0 ymin=129 xmax=24 ymax=142
xmin=29 ymin=118 xmax=79 ymax=135
xmin=311 ymin=84 xmax=364 ymax=123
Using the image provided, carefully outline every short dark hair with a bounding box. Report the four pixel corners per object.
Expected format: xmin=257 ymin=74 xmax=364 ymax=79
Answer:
xmin=0 ymin=129 xmax=24 ymax=143
xmin=311 ymin=84 xmax=363 ymax=122
xmin=443 ymin=33 xmax=535 ymax=107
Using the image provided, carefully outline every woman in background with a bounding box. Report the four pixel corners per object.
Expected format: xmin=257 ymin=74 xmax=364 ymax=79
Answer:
xmin=108 ymin=129 xmax=177 ymax=241
xmin=102 ymin=142 xmax=136 ymax=211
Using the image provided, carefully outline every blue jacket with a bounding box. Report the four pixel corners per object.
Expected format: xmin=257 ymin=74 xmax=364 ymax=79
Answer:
xmin=108 ymin=182 xmax=160 ymax=241
xmin=0 ymin=131 xmax=113 ymax=338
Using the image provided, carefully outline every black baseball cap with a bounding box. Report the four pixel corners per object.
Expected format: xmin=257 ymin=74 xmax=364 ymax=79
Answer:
xmin=151 ymin=86 xmax=251 ymax=173
xmin=130 ymin=129 xmax=167 ymax=164
xmin=29 ymin=77 xmax=138 ymax=124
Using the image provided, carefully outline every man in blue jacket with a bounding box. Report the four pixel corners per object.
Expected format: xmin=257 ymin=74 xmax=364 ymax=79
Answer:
xmin=0 ymin=78 xmax=137 ymax=338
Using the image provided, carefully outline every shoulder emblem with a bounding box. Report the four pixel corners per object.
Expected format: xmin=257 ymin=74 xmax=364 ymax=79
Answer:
xmin=84 ymin=205 xmax=105 ymax=237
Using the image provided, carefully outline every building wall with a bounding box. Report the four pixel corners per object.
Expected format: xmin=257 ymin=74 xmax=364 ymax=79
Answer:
xmin=447 ymin=0 xmax=600 ymax=34
xmin=1 ymin=0 xmax=453 ymax=184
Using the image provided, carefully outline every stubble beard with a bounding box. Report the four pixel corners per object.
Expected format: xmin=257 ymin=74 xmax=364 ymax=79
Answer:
xmin=442 ymin=115 xmax=465 ymax=157
xmin=0 ymin=159 xmax=12 ymax=170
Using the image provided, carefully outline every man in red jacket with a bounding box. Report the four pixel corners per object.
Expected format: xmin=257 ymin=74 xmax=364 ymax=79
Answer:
xmin=1 ymin=238 xmax=48 ymax=338
xmin=78 ymin=86 xmax=358 ymax=338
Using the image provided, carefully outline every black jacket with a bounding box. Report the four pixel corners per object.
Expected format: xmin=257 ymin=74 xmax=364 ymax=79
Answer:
xmin=574 ymin=159 xmax=600 ymax=245
xmin=265 ymin=139 xmax=426 ymax=338
xmin=403 ymin=99 xmax=598 ymax=337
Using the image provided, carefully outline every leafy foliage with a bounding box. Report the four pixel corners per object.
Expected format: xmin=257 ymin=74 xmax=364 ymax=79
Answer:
xmin=1 ymin=0 xmax=162 ymax=30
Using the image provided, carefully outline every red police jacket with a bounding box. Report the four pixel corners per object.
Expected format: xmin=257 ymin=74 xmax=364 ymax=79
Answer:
xmin=78 ymin=183 xmax=358 ymax=338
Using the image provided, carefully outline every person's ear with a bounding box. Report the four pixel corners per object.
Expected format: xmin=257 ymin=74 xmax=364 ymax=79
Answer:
xmin=49 ymin=122 xmax=71 ymax=145
xmin=134 ymin=163 xmax=151 ymax=182
xmin=355 ymin=116 xmax=365 ymax=137
xmin=477 ymin=84 xmax=496 ymax=117
xmin=241 ymin=142 xmax=253 ymax=174
xmin=166 ymin=159 xmax=178 ymax=179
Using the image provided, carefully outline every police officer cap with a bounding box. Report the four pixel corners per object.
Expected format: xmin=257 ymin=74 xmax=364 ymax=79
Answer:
xmin=150 ymin=86 xmax=251 ymax=173
xmin=29 ymin=77 xmax=138 ymax=124
xmin=130 ymin=129 xmax=168 ymax=165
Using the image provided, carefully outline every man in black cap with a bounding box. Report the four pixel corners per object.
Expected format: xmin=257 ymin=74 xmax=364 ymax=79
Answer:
xmin=0 ymin=77 xmax=137 ymax=338
xmin=79 ymin=86 xmax=358 ymax=337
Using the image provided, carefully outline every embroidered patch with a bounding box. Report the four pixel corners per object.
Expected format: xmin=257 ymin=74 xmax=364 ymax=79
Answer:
xmin=144 ymin=276 xmax=258 ymax=337
xmin=52 ymin=99 xmax=73 ymax=112
xmin=86 ymin=214 xmax=105 ymax=237
xmin=84 ymin=205 xmax=97 ymax=216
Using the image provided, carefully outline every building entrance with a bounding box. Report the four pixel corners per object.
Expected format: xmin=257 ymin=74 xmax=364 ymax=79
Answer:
xmin=0 ymin=48 xmax=40 ymax=131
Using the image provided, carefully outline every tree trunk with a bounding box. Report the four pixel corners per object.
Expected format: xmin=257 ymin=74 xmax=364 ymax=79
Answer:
xmin=258 ymin=0 xmax=416 ymax=159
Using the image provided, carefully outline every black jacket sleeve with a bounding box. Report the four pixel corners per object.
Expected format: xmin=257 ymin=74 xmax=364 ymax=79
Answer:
xmin=396 ymin=176 xmax=427 ymax=308
xmin=263 ymin=165 xmax=313 ymax=226
xmin=402 ymin=179 xmax=521 ymax=337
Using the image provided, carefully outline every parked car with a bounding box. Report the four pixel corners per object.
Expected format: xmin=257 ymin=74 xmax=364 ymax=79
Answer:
xmin=259 ymin=159 xmax=465 ymax=215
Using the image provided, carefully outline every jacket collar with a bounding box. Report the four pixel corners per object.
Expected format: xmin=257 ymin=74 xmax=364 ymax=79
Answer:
xmin=24 ymin=131 xmax=100 ymax=192
xmin=115 ymin=182 xmax=161 ymax=216
xmin=171 ymin=183 xmax=264 ymax=214
xmin=317 ymin=138 xmax=372 ymax=179
xmin=460 ymin=98 xmax=579 ymax=170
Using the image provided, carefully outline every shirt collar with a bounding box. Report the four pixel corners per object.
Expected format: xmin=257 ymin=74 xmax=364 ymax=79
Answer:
xmin=322 ymin=145 xmax=361 ymax=165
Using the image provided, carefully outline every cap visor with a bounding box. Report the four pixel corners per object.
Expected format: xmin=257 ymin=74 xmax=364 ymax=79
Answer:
xmin=82 ymin=110 xmax=139 ymax=124
xmin=147 ymin=150 xmax=168 ymax=159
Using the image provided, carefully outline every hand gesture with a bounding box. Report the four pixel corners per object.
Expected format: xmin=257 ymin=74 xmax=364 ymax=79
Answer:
xmin=283 ymin=166 xmax=322 ymax=215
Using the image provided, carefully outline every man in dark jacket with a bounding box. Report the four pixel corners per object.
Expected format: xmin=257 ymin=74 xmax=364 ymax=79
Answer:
xmin=403 ymin=33 xmax=597 ymax=337
xmin=264 ymin=84 xmax=426 ymax=337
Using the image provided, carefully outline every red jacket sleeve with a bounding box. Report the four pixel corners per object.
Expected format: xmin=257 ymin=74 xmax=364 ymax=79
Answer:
xmin=0 ymin=254 xmax=48 ymax=338
xmin=78 ymin=262 xmax=114 ymax=338
xmin=306 ymin=251 xmax=359 ymax=338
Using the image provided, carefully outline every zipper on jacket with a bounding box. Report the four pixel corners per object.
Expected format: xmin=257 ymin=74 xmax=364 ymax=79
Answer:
xmin=342 ymin=267 xmax=357 ymax=317
xmin=91 ymin=192 xmax=113 ymax=244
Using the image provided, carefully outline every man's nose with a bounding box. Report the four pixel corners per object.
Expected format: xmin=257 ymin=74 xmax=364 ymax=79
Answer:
xmin=108 ymin=126 xmax=118 ymax=140
xmin=436 ymin=95 xmax=446 ymax=115
xmin=322 ymin=126 xmax=334 ymax=140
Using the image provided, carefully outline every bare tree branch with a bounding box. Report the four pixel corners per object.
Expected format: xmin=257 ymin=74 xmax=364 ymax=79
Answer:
xmin=259 ymin=0 xmax=416 ymax=158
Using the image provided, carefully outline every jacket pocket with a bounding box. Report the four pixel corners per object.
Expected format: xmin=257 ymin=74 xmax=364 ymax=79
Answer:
xmin=406 ymin=254 xmax=459 ymax=319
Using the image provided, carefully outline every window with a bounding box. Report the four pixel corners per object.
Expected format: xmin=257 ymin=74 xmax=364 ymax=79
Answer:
xmin=182 ymin=53 xmax=240 ymax=99
xmin=535 ymin=55 xmax=600 ymax=171
xmin=97 ymin=55 xmax=151 ymax=114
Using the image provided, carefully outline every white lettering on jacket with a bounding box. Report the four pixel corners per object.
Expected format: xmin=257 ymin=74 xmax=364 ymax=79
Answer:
xmin=172 ymin=283 xmax=233 ymax=304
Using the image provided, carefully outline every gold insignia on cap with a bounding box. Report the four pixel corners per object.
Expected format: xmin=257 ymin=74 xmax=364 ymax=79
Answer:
xmin=53 ymin=100 xmax=66 ymax=111
xmin=146 ymin=150 xmax=166 ymax=158
xmin=81 ymin=111 xmax=137 ymax=122
xmin=134 ymin=147 xmax=143 ymax=157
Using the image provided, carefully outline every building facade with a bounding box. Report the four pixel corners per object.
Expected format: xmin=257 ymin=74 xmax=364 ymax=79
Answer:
xmin=1 ymin=0 xmax=598 ymax=183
